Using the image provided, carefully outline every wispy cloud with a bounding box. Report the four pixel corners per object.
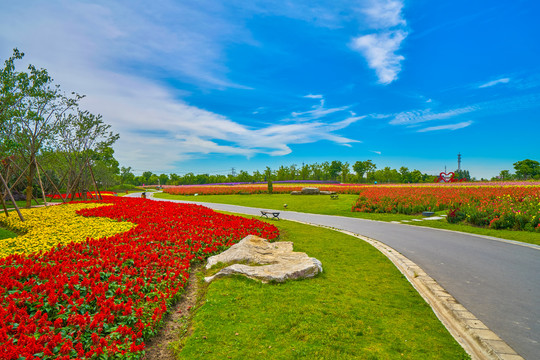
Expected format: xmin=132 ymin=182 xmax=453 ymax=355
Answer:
xmin=351 ymin=30 xmax=407 ymax=85
xmin=389 ymin=106 xmax=476 ymax=125
xmin=418 ymin=121 xmax=473 ymax=132
xmin=290 ymin=96 xmax=351 ymax=121
xmin=362 ymin=0 xmax=407 ymax=28
xmin=370 ymin=150 xmax=382 ymax=155
xmin=351 ymin=0 xmax=408 ymax=84
xmin=304 ymin=94 xmax=323 ymax=99
xmin=0 ymin=1 xmax=366 ymax=172
xmin=478 ymin=77 xmax=511 ymax=88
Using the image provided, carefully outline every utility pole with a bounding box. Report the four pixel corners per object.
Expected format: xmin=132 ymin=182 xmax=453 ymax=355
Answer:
xmin=457 ymin=153 xmax=462 ymax=171
xmin=231 ymin=167 xmax=236 ymax=177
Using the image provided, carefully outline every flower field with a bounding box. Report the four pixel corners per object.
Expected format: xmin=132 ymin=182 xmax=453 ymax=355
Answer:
xmin=162 ymin=181 xmax=540 ymax=196
xmin=162 ymin=183 xmax=369 ymax=195
xmin=352 ymin=185 xmax=540 ymax=231
xmin=0 ymin=197 xmax=278 ymax=359
xmin=0 ymin=203 xmax=134 ymax=258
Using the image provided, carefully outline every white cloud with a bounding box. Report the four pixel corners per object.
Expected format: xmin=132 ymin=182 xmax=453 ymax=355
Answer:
xmin=390 ymin=106 xmax=476 ymax=125
xmin=0 ymin=1 xmax=366 ymax=172
xmin=351 ymin=0 xmax=408 ymax=84
xmin=370 ymin=150 xmax=382 ymax=155
xmin=478 ymin=77 xmax=511 ymax=88
xmin=418 ymin=121 xmax=473 ymax=132
xmin=362 ymin=0 xmax=406 ymax=28
xmin=351 ymin=30 xmax=407 ymax=84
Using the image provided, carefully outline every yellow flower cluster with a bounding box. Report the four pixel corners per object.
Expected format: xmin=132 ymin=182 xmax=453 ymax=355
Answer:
xmin=0 ymin=203 xmax=135 ymax=258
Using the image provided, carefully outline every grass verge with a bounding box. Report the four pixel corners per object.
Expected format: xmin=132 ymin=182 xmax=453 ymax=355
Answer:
xmin=0 ymin=226 xmax=17 ymax=240
xmin=173 ymin=219 xmax=469 ymax=359
xmin=154 ymin=193 xmax=540 ymax=246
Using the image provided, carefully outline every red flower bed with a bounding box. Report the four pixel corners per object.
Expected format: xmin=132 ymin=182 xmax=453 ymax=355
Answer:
xmin=0 ymin=197 xmax=278 ymax=359
xmin=352 ymin=185 xmax=540 ymax=231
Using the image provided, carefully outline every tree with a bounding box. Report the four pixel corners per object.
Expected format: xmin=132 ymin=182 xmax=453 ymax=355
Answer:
xmin=169 ymin=173 xmax=180 ymax=185
xmin=92 ymin=146 xmax=120 ymax=191
xmin=353 ymin=160 xmax=376 ymax=182
xmin=57 ymin=108 xmax=119 ymax=200
xmin=120 ymin=166 xmax=135 ymax=184
xmin=341 ymin=162 xmax=350 ymax=183
xmin=410 ymin=169 xmax=423 ymax=183
xmin=300 ymin=163 xmax=310 ymax=180
xmin=236 ymin=170 xmax=252 ymax=183
xmin=1 ymin=49 xmax=25 ymax=155
xmin=158 ymin=173 xmax=169 ymax=186
xmin=454 ymin=169 xmax=471 ymax=181
xmin=513 ymin=159 xmax=540 ymax=179
xmin=399 ymin=166 xmax=410 ymax=183
xmin=328 ymin=160 xmax=343 ymax=180
xmin=148 ymin=174 xmax=159 ymax=185
xmin=498 ymin=170 xmax=512 ymax=181
xmin=264 ymin=167 xmax=273 ymax=181
xmin=6 ymin=61 xmax=79 ymax=207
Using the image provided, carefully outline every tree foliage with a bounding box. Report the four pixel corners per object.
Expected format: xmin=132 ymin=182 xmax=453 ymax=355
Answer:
xmin=1 ymin=49 xmax=119 ymax=205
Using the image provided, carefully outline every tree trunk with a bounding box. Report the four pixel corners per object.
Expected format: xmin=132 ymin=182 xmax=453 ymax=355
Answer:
xmin=25 ymin=157 xmax=35 ymax=209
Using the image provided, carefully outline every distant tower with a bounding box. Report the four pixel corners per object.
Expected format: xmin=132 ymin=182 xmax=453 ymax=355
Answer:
xmin=457 ymin=153 xmax=462 ymax=171
xmin=231 ymin=167 xmax=236 ymax=177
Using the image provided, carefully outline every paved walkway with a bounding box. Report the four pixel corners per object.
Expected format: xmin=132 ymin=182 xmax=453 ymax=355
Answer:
xmin=134 ymin=193 xmax=539 ymax=359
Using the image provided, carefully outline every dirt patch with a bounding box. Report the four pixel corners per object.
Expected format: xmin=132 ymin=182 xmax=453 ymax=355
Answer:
xmin=142 ymin=263 xmax=203 ymax=360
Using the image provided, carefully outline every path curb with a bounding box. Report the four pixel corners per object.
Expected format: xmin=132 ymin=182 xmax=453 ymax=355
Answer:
xmin=289 ymin=220 xmax=524 ymax=360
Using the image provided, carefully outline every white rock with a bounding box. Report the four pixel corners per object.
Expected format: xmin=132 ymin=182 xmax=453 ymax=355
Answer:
xmin=205 ymin=235 xmax=322 ymax=283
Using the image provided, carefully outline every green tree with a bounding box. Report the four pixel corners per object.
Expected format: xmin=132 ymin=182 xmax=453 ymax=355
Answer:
xmin=8 ymin=67 xmax=79 ymax=206
xmin=513 ymin=159 xmax=540 ymax=179
xmin=498 ymin=170 xmax=512 ymax=181
xmin=300 ymin=163 xmax=310 ymax=180
xmin=169 ymin=173 xmax=180 ymax=185
xmin=329 ymin=160 xmax=343 ymax=180
xmin=120 ymin=166 xmax=135 ymax=184
xmin=142 ymin=171 xmax=153 ymax=184
xmin=353 ymin=160 xmax=376 ymax=182
xmin=410 ymin=169 xmax=423 ymax=183
xmin=57 ymin=109 xmax=119 ymax=199
xmin=341 ymin=162 xmax=350 ymax=183
xmin=158 ymin=173 xmax=169 ymax=186
xmin=454 ymin=169 xmax=471 ymax=181
xmin=148 ymin=174 xmax=159 ymax=185
xmin=399 ymin=166 xmax=410 ymax=183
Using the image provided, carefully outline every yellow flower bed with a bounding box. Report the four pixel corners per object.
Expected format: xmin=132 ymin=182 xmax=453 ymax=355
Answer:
xmin=0 ymin=203 xmax=135 ymax=258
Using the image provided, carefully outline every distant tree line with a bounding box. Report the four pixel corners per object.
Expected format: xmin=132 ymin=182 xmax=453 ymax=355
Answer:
xmin=493 ymin=159 xmax=540 ymax=181
xmin=118 ymin=160 xmax=443 ymax=186
xmin=118 ymin=159 xmax=540 ymax=187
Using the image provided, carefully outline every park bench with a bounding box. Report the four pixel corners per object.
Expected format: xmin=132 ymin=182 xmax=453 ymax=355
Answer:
xmin=330 ymin=194 xmax=339 ymax=200
xmin=260 ymin=210 xmax=280 ymax=220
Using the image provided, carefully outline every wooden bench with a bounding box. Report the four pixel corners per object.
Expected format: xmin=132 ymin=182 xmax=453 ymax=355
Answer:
xmin=260 ymin=210 xmax=280 ymax=220
xmin=330 ymin=194 xmax=339 ymax=200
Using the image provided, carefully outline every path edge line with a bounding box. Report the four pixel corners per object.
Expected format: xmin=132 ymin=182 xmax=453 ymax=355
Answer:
xmin=287 ymin=219 xmax=524 ymax=360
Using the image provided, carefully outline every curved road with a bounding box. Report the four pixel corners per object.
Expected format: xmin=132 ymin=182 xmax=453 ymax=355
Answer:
xmin=141 ymin=194 xmax=540 ymax=359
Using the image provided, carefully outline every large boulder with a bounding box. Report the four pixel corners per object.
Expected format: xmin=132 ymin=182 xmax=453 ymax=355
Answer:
xmin=301 ymin=187 xmax=320 ymax=195
xmin=205 ymin=235 xmax=322 ymax=283
xmin=320 ymin=190 xmax=337 ymax=195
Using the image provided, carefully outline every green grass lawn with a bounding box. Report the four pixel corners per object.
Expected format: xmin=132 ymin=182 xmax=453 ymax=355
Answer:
xmin=174 ymin=219 xmax=469 ymax=359
xmin=0 ymin=226 xmax=17 ymax=240
xmin=154 ymin=193 xmax=540 ymax=246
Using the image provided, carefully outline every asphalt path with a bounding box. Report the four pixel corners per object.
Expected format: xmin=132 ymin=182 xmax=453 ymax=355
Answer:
xmin=138 ymin=193 xmax=540 ymax=359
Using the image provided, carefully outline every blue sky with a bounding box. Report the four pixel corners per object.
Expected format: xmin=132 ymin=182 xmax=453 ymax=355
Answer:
xmin=1 ymin=0 xmax=539 ymax=179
